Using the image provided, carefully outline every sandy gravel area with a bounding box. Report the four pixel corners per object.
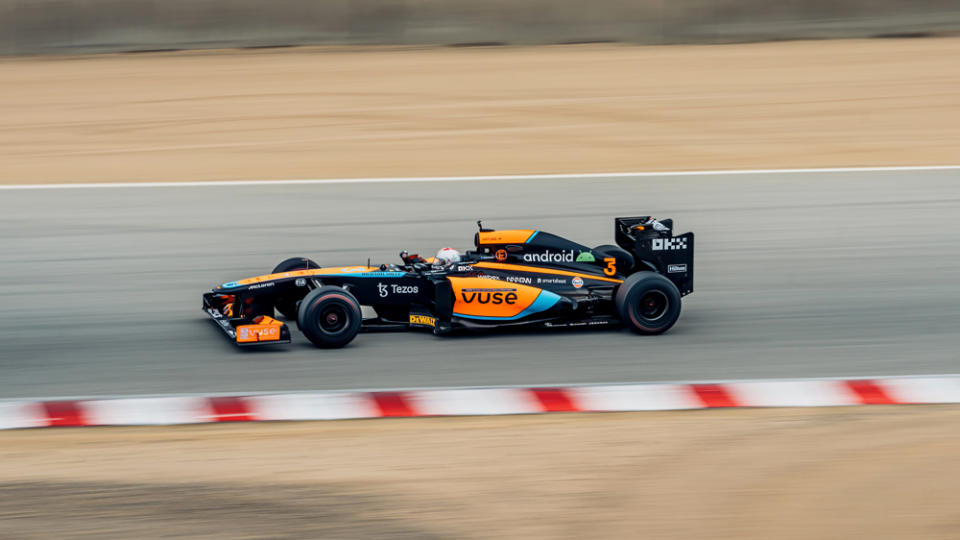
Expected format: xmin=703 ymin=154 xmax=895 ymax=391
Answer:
xmin=2 ymin=407 xmax=959 ymax=539
xmin=2 ymin=38 xmax=960 ymax=184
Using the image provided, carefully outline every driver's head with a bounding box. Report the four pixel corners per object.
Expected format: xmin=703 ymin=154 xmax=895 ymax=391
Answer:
xmin=433 ymin=247 xmax=461 ymax=268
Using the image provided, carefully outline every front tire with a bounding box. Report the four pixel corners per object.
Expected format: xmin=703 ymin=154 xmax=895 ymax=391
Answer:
xmin=297 ymin=286 xmax=362 ymax=348
xmin=272 ymin=257 xmax=320 ymax=319
xmin=614 ymin=272 xmax=682 ymax=335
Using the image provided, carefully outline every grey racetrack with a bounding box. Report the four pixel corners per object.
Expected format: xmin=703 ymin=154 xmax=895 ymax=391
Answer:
xmin=1 ymin=169 xmax=958 ymax=399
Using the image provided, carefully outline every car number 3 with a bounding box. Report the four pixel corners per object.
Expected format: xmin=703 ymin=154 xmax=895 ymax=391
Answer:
xmin=603 ymin=257 xmax=616 ymax=276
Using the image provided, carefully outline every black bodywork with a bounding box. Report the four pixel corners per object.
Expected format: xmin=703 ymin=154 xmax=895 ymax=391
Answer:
xmin=201 ymin=216 xmax=694 ymax=346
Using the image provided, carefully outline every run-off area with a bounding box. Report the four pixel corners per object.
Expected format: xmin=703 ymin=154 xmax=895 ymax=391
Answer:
xmin=2 ymin=407 xmax=959 ymax=539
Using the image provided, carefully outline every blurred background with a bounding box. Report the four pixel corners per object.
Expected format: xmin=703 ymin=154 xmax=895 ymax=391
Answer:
xmin=3 ymin=0 xmax=960 ymax=54
xmin=2 ymin=1 xmax=960 ymax=538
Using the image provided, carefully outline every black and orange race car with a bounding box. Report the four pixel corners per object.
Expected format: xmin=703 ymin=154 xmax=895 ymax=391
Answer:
xmin=202 ymin=217 xmax=694 ymax=348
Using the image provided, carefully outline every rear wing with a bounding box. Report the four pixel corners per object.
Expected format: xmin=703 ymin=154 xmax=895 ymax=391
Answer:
xmin=615 ymin=216 xmax=694 ymax=296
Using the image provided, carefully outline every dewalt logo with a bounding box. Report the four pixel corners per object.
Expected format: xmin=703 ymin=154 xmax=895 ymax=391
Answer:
xmin=409 ymin=314 xmax=436 ymax=327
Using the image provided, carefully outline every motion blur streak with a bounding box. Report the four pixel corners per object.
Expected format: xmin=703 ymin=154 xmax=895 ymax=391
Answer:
xmin=2 ymin=165 xmax=960 ymax=190
xmin=1 ymin=169 xmax=958 ymax=398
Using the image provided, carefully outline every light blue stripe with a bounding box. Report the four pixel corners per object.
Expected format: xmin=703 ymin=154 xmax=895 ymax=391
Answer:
xmin=455 ymin=289 xmax=561 ymax=321
xmin=525 ymin=230 xmax=539 ymax=243
xmin=325 ymin=272 xmax=406 ymax=278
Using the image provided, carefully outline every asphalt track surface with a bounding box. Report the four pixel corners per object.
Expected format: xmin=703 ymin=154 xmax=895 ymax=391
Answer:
xmin=2 ymin=169 xmax=959 ymax=398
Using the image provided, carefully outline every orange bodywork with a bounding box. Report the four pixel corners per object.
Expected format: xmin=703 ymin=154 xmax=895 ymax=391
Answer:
xmin=449 ymin=276 xmax=543 ymax=319
xmin=227 ymin=266 xmax=378 ymax=287
xmin=477 ymin=230 xmax=537 ymax=245
xmin=236 ymin=315 xmax=284 ymax=343
xmin=473 ymin=262 xmax=623 ymax=284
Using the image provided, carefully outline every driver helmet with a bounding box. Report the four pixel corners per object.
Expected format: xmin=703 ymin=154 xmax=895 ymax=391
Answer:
xmin=433 ymin=247 xmax=461 ymax=268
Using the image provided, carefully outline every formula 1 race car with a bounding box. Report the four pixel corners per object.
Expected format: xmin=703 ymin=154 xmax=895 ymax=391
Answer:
xmin=202 ymin=217 xmax=694 ymax=348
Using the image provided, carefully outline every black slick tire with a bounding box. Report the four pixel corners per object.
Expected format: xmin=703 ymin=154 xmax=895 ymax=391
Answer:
xmin=297 ymin=286 xmax=362 ymax=348
xmin=614 ymin=271 xmax=682 ymax=335
xmin=272 ymin=257 xmax=320 ymax=319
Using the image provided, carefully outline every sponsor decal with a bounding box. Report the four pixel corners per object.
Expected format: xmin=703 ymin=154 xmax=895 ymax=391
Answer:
xmin=667 ymin=264 xmax=688 ymax=273
xmin=505 ymin=276 xmax=532 ymax=285
xmin=523 ymin=250 xmax=575 ymax=263
xmin=340 ymin=266 xmax=368 ymax=272
xmin=538 ymin=277 xmax=567 ymax=285
xmin=478 ymin=274 xmax=501 ymax=280
xmin=460 ymin=289 xmax=518 ymax=304
xmin=462 ymin=287 xmax=516 ymax=293
xmin=247 ymin=282 xmax=274 ymax=290
xmin=237 ymin=325 xmax=279 ymax=342
xmin=378 ymin=282 xmax=420 ymax=297
xmin=571 ymin=276 xmax=584 ymax=289
xmin=391 ymin=285 xmax=419 ymax=294
xmin=409 ymin=314 xmax=436 ymax=327
xmin=575 ymin=252 xmax=596 ymax=263
xmin=652 ymin=238 xmax=688 ymax=251
xmin=495 ymin=249 xmax=508 ymax=262
xmin=456 ymin=265 xmax=474 ymax=272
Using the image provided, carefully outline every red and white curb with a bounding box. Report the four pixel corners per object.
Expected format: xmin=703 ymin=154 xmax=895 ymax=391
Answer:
xmin=3 ymin=376 xmax=960 ymax=429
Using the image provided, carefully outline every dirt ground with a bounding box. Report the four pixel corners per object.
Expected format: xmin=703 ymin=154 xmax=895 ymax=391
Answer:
xmin=2 ymin=407 xmax=960 ymax=539
xmin=3 ymin=38 xmax=959 ymax=539
xmin=2 ymin=37 xmax=960 ymax=184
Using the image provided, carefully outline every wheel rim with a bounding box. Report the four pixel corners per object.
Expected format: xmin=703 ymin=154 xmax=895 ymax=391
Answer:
xmin=637 ymin=290 xmax=669 ymax=322
xmin=319 ymin=305 xmax=348 ymax=334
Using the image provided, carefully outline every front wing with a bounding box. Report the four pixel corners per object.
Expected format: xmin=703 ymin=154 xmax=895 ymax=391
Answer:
xmin=202 ymin=293 xmax=292 ymax=347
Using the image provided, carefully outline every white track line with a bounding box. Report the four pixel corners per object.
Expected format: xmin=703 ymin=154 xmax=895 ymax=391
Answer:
xmin=2 ymin=165 xmax=959 ymax=190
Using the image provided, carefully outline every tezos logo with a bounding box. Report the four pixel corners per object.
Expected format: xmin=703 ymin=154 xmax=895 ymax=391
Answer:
xmin=652 ymin=238 xmax=688 ymax=251
xmin=378 ymin=282 xmax=419 ymax=297
xmin=460 ymin=288 xmax=518 ymax=305
xmin=522 ymin=250 xmax=575 ymax=263
xmin=571 ymin=276 xmax=584 ymax=289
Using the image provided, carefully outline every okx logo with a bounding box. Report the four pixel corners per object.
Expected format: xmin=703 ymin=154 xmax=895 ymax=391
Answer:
xmin=652 ymin=237 xmax=688 ymax=251
xmin=460 ymin=288 xmax=518 ymax=305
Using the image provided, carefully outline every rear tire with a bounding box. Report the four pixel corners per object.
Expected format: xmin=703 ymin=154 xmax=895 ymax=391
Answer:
xmin=614 ymin=272 xmax=682 ymax=335
xmin=272 ymin=257 xmax=320 ymax=319
xmin=297 ymin=286 xmax=362 ymax=348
